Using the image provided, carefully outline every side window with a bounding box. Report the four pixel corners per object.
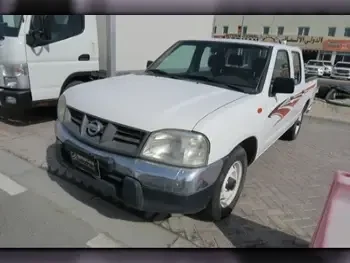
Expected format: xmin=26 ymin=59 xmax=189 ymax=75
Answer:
xmin=30 ymin=15 xmax=85 ymax=44
xmin=199 ymin=47 xmax=211 ymax=71
xmin=292 ymin=51 xmax=302 ymax=85
xmin=271 ymin=50 xmax=291 ymax=83
xmin=157 ymin=45 xmax=196 ymax=72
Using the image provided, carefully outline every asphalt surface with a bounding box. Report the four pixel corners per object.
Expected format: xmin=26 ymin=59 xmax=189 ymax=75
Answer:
xmin=0 ymin=182 xmax=99 ymax=247
xmin=0 ymin=95 xmax=349 ymax=247
xmin=0 ymin=149 xmax=191 ymax=248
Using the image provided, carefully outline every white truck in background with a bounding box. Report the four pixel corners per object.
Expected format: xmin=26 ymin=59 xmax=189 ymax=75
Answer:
xmin=0 ymin=15 xmax=214 ymax=112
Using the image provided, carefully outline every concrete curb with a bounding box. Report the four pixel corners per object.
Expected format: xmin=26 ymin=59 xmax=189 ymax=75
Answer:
xmin=304 ymin=115 xmax=350 ymax=126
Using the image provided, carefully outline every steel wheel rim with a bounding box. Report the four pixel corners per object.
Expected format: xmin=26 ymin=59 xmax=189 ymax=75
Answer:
xmin=220 ymin=161 xmax=243 ymax=208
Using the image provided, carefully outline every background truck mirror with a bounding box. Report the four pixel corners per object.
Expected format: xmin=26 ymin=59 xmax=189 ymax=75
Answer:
xmin=26 ymin=33 xmax=37 ymax=47
xmin=271 ymin=77 xmax=295 ymax=95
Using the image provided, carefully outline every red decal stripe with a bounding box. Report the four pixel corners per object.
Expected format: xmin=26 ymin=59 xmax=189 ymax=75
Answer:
xmin=285 ymin=98 xmax=300 ymax=108
xmin=269 ymin=81 xmax=317 ymax=125
xmin=271 ymin=107 xmax=291 ymax=118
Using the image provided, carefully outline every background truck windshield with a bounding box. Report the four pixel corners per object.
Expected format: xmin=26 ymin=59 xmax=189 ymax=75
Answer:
xmin=336 ymin=63 xmax=350 ymax=68
xmin=0 ymin=15 xmax=22 ymax=37
xmin=148 ymin=40 xmax=271 ymax=91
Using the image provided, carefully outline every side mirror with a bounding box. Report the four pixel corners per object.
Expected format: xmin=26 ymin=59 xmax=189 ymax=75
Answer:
xmin=146 ymin=60 xmax=153 ymax=68
xmin=271 ymin=77 xmax=295 ymax=95
xmin=41 ymin=16 xmax=52 ymax=40
xmin=26 ymin=16 xmax=52 ymax=48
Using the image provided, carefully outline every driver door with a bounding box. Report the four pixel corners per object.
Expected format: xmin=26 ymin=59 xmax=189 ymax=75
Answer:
xmin=261 ymin=49 xmax=296 ymax=150
xmin=25 ymin=15 xmax=98 ymax=102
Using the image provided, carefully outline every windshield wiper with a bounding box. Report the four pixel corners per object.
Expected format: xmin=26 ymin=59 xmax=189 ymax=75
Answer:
xmin=178 ymin=75 xmax=250 ymax=93
xmin=145 ymin=69 xmax=183 ymax=80
xmin=146 ymin=69 xmax=170 ymax=76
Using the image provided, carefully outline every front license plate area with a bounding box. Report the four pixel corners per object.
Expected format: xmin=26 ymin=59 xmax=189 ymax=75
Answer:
xmin=69 ymin=150 xmax=101 ymax=179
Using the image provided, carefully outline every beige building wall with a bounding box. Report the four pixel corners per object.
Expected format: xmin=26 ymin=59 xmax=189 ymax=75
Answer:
xmin=213 ymin=15 xmax=350 ymax=64
xmin=213 ymin=15 xmax=350 ymax=37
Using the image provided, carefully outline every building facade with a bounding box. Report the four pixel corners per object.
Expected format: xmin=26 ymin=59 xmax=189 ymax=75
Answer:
xmin=213 ymin=15 xmax=350 ymax=64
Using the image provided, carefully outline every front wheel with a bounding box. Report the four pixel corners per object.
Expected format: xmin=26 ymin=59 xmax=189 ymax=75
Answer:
xmin=201 ymin=145 xmax=248 ymax=221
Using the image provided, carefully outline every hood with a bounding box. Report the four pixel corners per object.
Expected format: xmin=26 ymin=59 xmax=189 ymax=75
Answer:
xmin=64 ymin=74 xmax=247 ymax=131
xmin=307 ymin=65 xmax=323 ymax=70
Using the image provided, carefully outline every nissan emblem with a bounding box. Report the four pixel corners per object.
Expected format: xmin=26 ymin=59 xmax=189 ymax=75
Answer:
xmin=86 ymin=120 xmax=103 ymax=136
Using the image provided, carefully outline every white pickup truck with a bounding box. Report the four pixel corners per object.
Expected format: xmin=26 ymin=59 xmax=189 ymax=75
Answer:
xmin=53 ymin=38 xmax=318 ymax=221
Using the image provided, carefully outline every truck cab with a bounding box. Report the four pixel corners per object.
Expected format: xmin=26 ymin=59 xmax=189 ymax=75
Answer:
xmin=0 ymin=15 xmax=99 ymax=111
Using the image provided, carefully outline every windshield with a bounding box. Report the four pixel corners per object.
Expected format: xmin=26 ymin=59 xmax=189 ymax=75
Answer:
xmin=324 ymin=61 xmax=332 ymax=66
xmin=307 ymin=61 xmax=323 ymax=66
xmin=335 ymin=63 xmax=350 ymax=68
xmin=146 ymin=40 xmax=272 ymax=93
xmin=0 ymin=15 xmax=23 ymax=37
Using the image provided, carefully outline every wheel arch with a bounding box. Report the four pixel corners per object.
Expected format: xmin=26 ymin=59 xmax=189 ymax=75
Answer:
xmin=238 ymin=136 xmax=258 ymax=166
xmin=60 ymin=71 xmax=95 ymax=95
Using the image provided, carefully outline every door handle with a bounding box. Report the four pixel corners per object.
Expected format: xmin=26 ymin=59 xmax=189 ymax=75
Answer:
xmin=78 ymin=54 xmax=90 ymax=61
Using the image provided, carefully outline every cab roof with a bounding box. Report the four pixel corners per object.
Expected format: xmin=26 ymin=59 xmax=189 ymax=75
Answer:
xmin=183 ymin=38 xmax=302 ymax=51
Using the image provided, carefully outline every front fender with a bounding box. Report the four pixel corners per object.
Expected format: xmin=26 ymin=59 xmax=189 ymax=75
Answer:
xmin=193 ymin=98 xmax=264 ymax=164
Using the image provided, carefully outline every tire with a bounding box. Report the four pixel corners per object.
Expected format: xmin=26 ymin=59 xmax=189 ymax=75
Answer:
xmin=281 ymin=106 xmax=306 ymax=141
xmin=316 ymin=85 xmax=331 ymax=99
xmin=201 ymin=145 xmax=248 ymax=221
xmin=325 ymin=88 xmax=337 ymax=101
xmin=60 ymin=80 xmax=84 ymax=95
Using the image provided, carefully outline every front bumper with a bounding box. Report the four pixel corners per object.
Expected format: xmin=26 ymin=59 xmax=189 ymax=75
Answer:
xmin=0 ymin=87 xmax=32 ymax=109
xmin=54 ymin=121 xmax=223 ymax=214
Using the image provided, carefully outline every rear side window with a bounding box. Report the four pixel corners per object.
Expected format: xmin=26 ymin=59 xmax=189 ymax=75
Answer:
xmin=292 ymin=51 xmax=302 ymax=85
xmin=271 ymin=50 xmax=291 ymax=83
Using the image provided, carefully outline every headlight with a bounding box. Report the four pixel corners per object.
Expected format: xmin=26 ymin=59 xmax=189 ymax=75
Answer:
xmin=57 ymin=95 xmax=68 ymax=122
xmin=140 ymin=130 xmax=210 ymax=168
xmin=0 ymin=63 xmax=30 ymax=89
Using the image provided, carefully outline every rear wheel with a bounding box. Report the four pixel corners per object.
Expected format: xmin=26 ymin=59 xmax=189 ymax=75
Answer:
xmin=281 ymin=107 xmax=305 ymax=141
xmin=201 ymin=145 xmax=248 ymax=221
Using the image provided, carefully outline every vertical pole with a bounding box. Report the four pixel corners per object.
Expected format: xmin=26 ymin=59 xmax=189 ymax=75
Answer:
xmin=106 ymin=15 xmax=116 ymax=78
xmin=240 ymin=15 xmax=245 ymax=39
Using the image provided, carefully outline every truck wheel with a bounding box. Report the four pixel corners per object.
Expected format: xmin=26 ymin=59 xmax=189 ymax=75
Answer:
xmin=60 ymin=80 xmax=84 ymax=95
xmin=281 ymin=108 xmax=305 ymax=141
xmin=202 ymin=145 xmax=248 ymax=221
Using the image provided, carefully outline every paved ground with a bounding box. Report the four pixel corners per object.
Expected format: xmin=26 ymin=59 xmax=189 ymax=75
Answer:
xmin=0 ymin=101 xmax=350 ymax=247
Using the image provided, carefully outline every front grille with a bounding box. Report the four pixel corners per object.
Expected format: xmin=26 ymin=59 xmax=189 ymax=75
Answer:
xmin=66 ymin=107 xmax=148 ymax=156
xmin=337 ymin=70 xmax=349 ymax=74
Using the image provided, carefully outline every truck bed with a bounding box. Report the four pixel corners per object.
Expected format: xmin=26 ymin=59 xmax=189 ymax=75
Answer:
xmin=305 ymin=73 xmax=318 ymax=83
